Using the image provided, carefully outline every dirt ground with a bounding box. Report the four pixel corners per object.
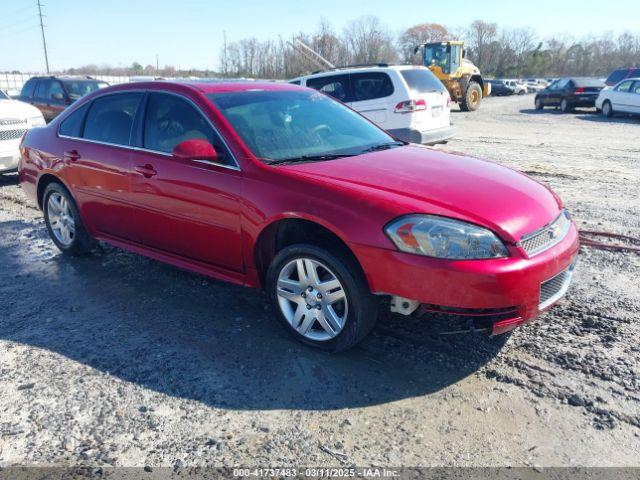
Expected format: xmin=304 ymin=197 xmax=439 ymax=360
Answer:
xmin=0 ymin=95 xmax=638 ymax=469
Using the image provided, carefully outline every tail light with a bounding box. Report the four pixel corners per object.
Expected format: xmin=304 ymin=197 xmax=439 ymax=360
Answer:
xmin=446 ymin=96 xmax=452 ymax=107
xmin=394 ymin=99 xmax=426 ymax=113
xmin=575 ymin=87 xmax=585 ymax=93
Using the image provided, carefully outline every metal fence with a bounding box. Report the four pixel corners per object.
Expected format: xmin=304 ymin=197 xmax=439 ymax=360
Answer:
xmin=0 ymin=73 xmax=132 ymax=95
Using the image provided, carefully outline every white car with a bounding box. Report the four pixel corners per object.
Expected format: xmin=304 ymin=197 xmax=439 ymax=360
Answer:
xmin=290 ymin=65 xmax=455 ymax=144
xmin=0 ymin=90 xmax=45 ymax=174
xmin=524 ymin=80 xmax=546 ymax=93
xmin=595 ymin=78 xmax=640 ymax=117
xmin=504 ymin=79 xmax=527 ymax=95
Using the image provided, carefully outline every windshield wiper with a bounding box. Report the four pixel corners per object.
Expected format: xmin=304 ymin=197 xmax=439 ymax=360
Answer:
xmin=269 ymin=153 xmax=357 ymax=166
xmin=360 ymin=141 xmax=406 ymax=154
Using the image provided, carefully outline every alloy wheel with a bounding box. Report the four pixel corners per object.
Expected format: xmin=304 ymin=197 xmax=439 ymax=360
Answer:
xmin=47 ymin=192 xmax=76 ymax=246
xmin=276 ymin=258 xmax=348 ymax=341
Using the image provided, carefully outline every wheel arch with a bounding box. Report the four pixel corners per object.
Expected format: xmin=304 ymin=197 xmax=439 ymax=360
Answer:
xmin=37 ymin=173 xmax=71 ymax=210
xmin=253 ymin=216 xmax=366 ymax=289
xmin=469 ymin=74 xmax=484 ymax=91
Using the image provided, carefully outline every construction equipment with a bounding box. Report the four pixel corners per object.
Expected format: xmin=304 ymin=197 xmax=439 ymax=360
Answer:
xmin=414 ymin=41 xmax=490 ymax=111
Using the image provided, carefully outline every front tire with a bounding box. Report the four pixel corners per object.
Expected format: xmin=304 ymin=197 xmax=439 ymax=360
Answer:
xmin=602 ymin=100 xmax=613 ymax=118
xmin=460 ymin=82 xmax=482 ymax=111
xmin=535 ymin=97 xmax=543 ymax=110
xmin=560 ymin=98 xmax=572 ymax=113
xmin=43 ymin=182 xmax=94 ymax=256
xmin=266 ymin=244 xmax=379 ymax=352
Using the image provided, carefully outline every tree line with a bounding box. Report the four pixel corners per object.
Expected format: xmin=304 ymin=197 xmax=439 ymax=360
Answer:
xmin=40 ymin=17 xmax=640 ymax=80
xmin=219 ymin=17 xmax=640 ymax=79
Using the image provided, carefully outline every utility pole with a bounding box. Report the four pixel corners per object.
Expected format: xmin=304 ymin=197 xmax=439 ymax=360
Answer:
xmin=156 ymin=54 xmax=159 ymax=74
xmin=36 ymin=0 xmax=50 ymax=73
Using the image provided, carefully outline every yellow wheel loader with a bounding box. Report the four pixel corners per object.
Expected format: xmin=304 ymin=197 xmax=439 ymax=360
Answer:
xmin=414 ymin=41 xmax=490 ymax=111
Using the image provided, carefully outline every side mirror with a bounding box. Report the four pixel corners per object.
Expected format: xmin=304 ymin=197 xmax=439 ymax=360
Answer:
xmin=172 ymin=139 xmax=219 ymax=162
xmin=462 ymin=48 xmax=467 ymax=58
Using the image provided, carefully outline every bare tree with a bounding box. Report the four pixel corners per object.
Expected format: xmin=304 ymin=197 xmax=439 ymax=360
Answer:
xmin=342 ymin=16 xmax=398 ymax=65
xmin=398 ymin=23 xmax=450 ymax=63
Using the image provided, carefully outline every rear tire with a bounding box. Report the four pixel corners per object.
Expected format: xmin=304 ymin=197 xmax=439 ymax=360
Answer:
xmin=560 ymin=98 xmax=572 ymax=113
xmin=602 ymin=100 xmax=613 ymax=118
xmin=460 ymin=82 xmax=482 ymax=111
xmin=266 ymin=244 xmax=379 ymax=352
xmin=43 ymin=182 xmax=95 ymax=256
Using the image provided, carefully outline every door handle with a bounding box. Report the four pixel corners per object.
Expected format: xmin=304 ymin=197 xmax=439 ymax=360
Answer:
xmin=134 ymin=164 xmax=157 ymax=178
xmin=63 ymin=149 xmax=81 ymax=162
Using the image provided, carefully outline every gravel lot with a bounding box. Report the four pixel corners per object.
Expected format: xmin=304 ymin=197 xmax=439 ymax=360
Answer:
xmin=0 ymin=95 xmax=638 ymax=469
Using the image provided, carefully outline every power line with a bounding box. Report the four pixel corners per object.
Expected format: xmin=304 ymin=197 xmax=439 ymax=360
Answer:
xmin=0 ymin=24 xmax=39 ymax=38
xmin=3 ymin=4 xmax=35 ymax=18
xmin=0 ymin=15 xmax=36 ymax=29
xmin=36 ymin=0 xmax=49 ymax=73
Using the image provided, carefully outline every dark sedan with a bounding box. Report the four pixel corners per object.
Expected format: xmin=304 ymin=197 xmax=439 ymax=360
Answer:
xmin=488 ymin=80 xmax=514 ymax=96
xmin=534 ymin=77 xmax=605 ymax=112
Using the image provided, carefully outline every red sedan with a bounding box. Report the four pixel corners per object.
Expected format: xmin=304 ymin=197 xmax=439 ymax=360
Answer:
xmin=18 ymin=81 xmax=579 ymax=351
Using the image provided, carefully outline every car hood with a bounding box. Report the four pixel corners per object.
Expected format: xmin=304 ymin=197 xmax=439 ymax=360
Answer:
xmin=0 ymin=99 xmax=42 ymax=119
xmin=283 ymin=145 xmax=561 ymax=242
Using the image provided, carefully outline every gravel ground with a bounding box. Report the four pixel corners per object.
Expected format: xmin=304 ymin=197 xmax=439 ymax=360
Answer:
xmin=0 ymin=95 xmax=638 ymax=469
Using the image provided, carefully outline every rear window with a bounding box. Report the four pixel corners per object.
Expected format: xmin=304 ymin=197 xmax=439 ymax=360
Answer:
xmin=573 ymin=78 xmax=605 ymax=87
xmin=400 ymin=69 xmax=445 ymax=94
xmin=606 ymin=69 xmax=628 ymax=85
xmin=351 ymin=72 xmax=394 ymax=101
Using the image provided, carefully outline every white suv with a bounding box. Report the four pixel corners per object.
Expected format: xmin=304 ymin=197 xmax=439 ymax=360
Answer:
xmin=0 ymin=90 xmax=45 ymax=174
xmin=290 ymin=65 xmax=455 ymax=144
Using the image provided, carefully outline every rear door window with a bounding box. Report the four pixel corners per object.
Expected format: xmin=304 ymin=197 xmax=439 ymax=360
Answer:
xmin=21 ymin=79 xmax=37 ymax=98
xmin=35 ymin=79 xmax=49 ymax=100
xmin=400 ymin=69 xmax=446 ymax=94
xmin=83 ymin=93 xmax=143 ymax=146
xmin=306 ymin=75 xmax=351 ymax=102
xmin=351 ymin=72 xmax=394 ymax=101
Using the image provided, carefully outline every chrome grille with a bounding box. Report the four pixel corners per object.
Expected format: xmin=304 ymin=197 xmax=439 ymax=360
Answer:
xmin=539 ymin=262 xmax=576 ymax=310
xmin=520 ymin=210 xmax=571 ymax=257
xmin=0 ymin=129 xmax=27 ymax=141
xmin=0 ymin=118 xmax=27 ymax=126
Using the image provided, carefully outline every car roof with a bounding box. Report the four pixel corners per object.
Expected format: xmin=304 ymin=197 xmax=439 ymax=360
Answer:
xmin=99 ymin=80 xmax=304 ymax=95
xmin=294 ymin=64 xmax=430 ymax=80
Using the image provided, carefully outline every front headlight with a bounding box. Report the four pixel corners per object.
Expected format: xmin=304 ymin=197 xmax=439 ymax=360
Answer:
xmin=385 ymin=215 xmax=509 ymax=260
xmin=27 ymin=115 xmax=46 ymax=128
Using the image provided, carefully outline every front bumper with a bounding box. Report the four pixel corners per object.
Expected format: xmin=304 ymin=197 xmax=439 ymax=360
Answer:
xmin=0 ymin=142 xmax=20 ymax=173
xmin=353 ymin=222 xmax=579 ymax=334
xmin=389 ymin=124 xmax=457 ymax=145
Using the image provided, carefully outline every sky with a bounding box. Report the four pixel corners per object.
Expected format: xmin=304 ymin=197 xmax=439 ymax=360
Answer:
xmin=1 ymin=0 xmax=639 ymax=72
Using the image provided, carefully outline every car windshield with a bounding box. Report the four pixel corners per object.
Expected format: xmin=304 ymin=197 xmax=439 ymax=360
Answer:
xmin=62 ymin=80 xmax=108 ymax=100
xmin=207 ymin=89 xmax=396 ymax=163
